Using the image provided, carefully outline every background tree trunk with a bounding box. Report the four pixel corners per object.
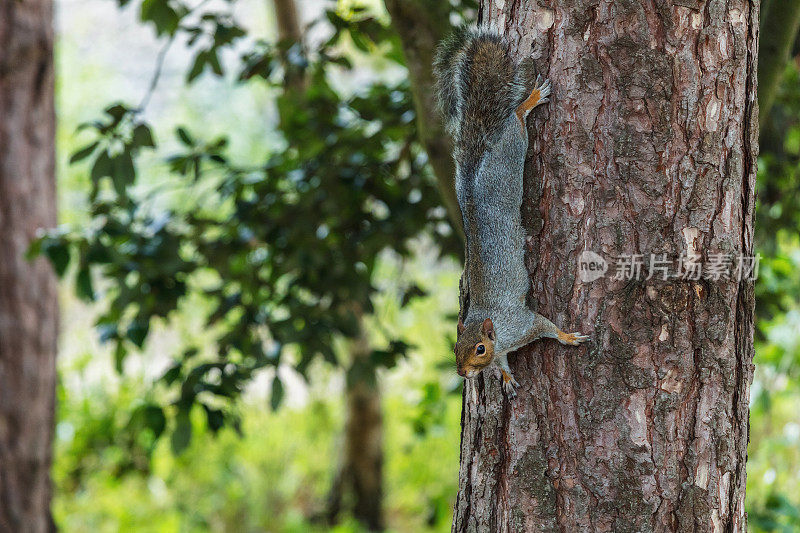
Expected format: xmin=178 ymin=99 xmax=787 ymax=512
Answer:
xmin=755 ymin=0 xmax=800 ymax=159
xmin=756 ymin=0 xmax=800 ymax=129
xmin=271 ymin=0 xmax=307 ymax=94
xmin=384 ymin=0 xmax=463 ymax=238
xmin=326 ymin=319 xmax=384 ymax=531
xmin=0 ymin=0 xmax=58 ymax=531
xmin=453 ymin=1 xmax=758 ymax=531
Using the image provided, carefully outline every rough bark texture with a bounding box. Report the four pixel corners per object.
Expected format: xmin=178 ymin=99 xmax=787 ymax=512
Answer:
xmin=0 ymin=0 xmax=58 ymax=531
xmin=453 ymin=1 xmax=758 ymax=532
xmin=384 ymin=0 xmax=463 ymax=238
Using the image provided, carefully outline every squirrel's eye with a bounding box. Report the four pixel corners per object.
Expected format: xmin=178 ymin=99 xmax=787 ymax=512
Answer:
xmin=476 ymin=344 xmax=485 ymax=355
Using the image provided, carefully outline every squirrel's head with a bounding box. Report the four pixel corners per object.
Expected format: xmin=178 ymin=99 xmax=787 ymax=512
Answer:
xmin=454 ymin=317 xmax=496 ymax=378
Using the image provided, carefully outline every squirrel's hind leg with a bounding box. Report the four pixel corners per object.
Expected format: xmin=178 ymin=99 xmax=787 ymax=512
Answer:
xmin=515 ymin=76 xmax=551 ymax=133
xmin=532 ymin=313 xmax=589 ymax=346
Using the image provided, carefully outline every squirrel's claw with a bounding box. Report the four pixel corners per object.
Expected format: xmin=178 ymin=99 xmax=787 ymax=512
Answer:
xmin=558 ymin=332 xmax=590 ymax=346
xmin=537 ymin=77 xmax=552 ymax=100
xmin=502 ymin=376 xmax=520 ymax=399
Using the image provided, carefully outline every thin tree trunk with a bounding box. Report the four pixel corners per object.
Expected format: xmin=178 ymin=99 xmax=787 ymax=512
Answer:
xmin=0 ymin=0 xmax=58 ymax=531
xmin=273 ymin=0 xmax=301 ymax=43
xmin=342 ymin=333 xmax=383 ymax=531
xmin=272 ymin=0 xmax=307 ymax=93
xmin=326 ymin=318 xmax=384 ymax=531
xmin=757 ymin=0 xmax=800 ymax=128
xmin=756 ymin=2 xmax=800 ymax=161
xmin=384 ymin=0 xmax=463 ymax=239
xmin=454 ymin=1 xmax=758 ymax=531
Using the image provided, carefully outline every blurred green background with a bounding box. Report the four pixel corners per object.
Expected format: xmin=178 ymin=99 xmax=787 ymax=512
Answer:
xmin=51 ymin=1 xmax=800 ymax=531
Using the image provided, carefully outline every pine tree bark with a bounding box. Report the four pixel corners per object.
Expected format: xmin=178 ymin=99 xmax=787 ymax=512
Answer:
xmin=0 ymin=0 xmax=58 ymax=531
xmin=453 ymin=1 xmax=758 ymax=531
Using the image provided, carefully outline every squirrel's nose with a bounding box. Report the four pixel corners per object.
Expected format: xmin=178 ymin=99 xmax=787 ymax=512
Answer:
xmin=457 ymin=368 xmax=466 ymax=377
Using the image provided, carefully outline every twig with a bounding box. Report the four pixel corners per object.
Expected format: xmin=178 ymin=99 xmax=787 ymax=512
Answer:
xmin=138 ymin=35 xmax=176 ymax=112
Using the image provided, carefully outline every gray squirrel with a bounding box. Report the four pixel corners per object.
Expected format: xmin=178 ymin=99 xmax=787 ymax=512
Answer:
xmin=434 ymin=26 xmax=589 ymax=398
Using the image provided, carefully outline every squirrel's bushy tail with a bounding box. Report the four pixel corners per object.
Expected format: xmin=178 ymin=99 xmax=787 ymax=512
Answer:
xmin=433 ymin=26 xmax=525 ymax=148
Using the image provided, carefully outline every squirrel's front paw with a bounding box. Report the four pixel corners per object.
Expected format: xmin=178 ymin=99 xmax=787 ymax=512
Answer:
xmin=557 ymin=331 xmax=590 ymax=346
xmin=502 ymin=374 xmax=520 ymax=399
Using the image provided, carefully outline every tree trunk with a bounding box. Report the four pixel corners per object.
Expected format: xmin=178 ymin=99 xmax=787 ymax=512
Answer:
xmin=271 ymin=0 xmax=307 ymax=94
xmin=453 ymin=1 xmax=758 ymax=531
xmin=0 ymin=1 xmax=58 ymax=532
xmin=326 ymin=319 xmax=384 ymax=531
xmin=384 ymin=0 xmax=463 ymax=238
xmin=756 ymin=0 xmax=800 ymax=128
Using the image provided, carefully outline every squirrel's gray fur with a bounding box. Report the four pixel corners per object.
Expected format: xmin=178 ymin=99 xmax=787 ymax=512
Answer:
xmin=434 ymin=26 xmax=587 ymax=397
xmin=433 ymin=26 xmax=528 ymax=177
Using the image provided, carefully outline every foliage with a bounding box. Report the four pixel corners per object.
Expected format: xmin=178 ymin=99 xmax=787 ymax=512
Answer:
xmin=748 ymin=56 xmax=800 ymax=530
xmin=39 ymin=0 xmax=463 ymax=452
xmin=52 ymin=237 xmax=464 ymax=532
xmin=53 ymin=359 xmax=462 ymax=532
xmin=756 ymin=62 xmax=800 ymax=336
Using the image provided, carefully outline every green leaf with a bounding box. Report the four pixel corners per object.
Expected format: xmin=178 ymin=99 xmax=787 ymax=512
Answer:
xmin=140 ymin=0 xmax=180 ymax=36
xmin=400 ymin=284 xmax=427 ymax=307
xmin=370 ymin=349 xmax=399 ymax=369
xmin=177 ymin=127 xmax=194 ymax=146
xmin=203 ymin=405 xmax=224 ymax=433
xmin=161 ymin=363 xmax=182 ymax=385
xmin=325 ymin=11 xmax=348 ymax=30
xmin=111 ymin=151 xmax=136 ymax=195
xmin=132 ymin=124 xmax=155 ymax=148
xmin=208 ymin=49 xmax=223 ymax=76
xmin=91 ymin=150 xmax=112 ymax=182
xmin=76 ymin=267 xmax=94 ymax=301
xmin=43 ymin=240 xmax=70 ymax=277
xmin=270 ymin=375 xmax=284 ymax=410
xmin=171 ymin=409 xmax=192 ymax=454
xmin=104 ymin=104 xmax=130 ymax=121
xmin=187 ymin=51 xmax=207 ymax=83
xmin=350 ymin=31 xmax=372 ymax=53
xmin=127 ymin=320 xmax=150 ymax=348
xmin=70 ymin=142 xmax=99 ymax=164
xmin=113 ymin=342 xmax=126 ymax=373
xmin=26 ymin=237 xmax=44 ymax=261
xmin=130 ymin=404 xmax=167 ymax=439
xmin=86 ymin=242 xmax=111 ymax=264
xmin=143 ymin=405 xmax=167 ymax=438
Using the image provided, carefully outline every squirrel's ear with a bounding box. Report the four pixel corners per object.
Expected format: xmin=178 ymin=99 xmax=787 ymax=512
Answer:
xmin=482 ymin=318 xmax=495 ymax=341
xmin=457 ymin=318 xmax=466 ymax=336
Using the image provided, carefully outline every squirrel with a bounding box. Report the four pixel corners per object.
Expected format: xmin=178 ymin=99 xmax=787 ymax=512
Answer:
xmin=434 ymin=26 xmax=589 ymax=398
